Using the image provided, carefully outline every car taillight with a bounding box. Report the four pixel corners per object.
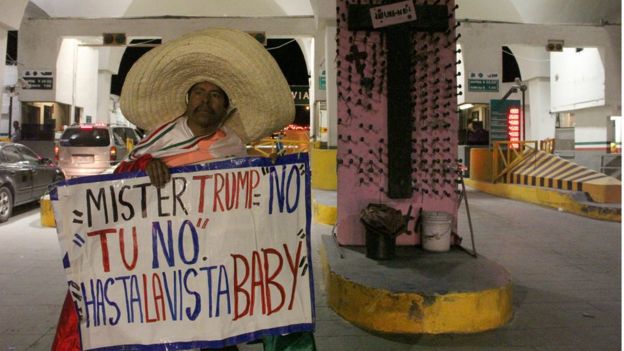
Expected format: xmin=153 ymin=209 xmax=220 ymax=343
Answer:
xmin=54 ymin=144 xmax=60 ymax=161
xmin=110 ymin=146 xmax=117 ymax=161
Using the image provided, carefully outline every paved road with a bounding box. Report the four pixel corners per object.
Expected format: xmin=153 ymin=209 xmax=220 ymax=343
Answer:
xmin=0 ymin=188 xmax=620 ymax=350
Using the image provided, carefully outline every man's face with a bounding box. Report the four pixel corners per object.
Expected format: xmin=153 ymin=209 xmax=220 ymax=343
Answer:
xmin=185 ymin=81 xmax=228 ymax=128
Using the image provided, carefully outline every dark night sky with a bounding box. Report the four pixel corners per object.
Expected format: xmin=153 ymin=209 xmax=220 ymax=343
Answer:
xmin=502 ymin=46 xmax=522 ymax=83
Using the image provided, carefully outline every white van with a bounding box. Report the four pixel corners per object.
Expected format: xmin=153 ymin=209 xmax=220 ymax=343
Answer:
xmin=55 ymin=124 xmax=141 ymax=178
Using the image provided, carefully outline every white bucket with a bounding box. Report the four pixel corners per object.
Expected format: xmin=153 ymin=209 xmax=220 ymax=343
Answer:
xmin=421 ymin=211 xmax=453 ymax=252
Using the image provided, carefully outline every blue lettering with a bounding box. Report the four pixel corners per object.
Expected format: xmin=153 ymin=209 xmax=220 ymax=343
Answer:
xmin=162 ymin=270 xmax=180 ymax=321
xmin=152 ymin=220 xmax=175 ymax=269
xmin=95 ymin=279 xmax=107 ymax=326
xmin=104 ymin=278 xmax=120 ymax=325
xmin=200 ymin=265 xmax=218 ymax=318
xmin=269 ymin=166 xmax=286 ymax=214
xmin=179 ymin=220 xmax=199 ymax=265
xmin=286 ymin=166 xmax=300 ymax=213
xmin=115 ymin=275 xmax=132 ymax=322
xmin=81 ymin=280 xmax=96 ymax=328
xmin=129 ymin=275 xmax=143 ymax=323
xmin=217 ymin=265 xmax=231 ymax=316
xmin=184 ymin=269 xmax=201 ymax=320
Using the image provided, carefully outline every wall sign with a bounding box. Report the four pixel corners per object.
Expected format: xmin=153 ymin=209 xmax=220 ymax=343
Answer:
xmin=319 ymin=70 xmax=326 ymax=90
xmin=291 ymin=85 xmax=310 ymax=106
xmin=22 ymin=69 xmax=54 ymax=90
xmin=468 ymin=72 xmax=499 ymax=92
xmin=369 ymin=0 xmax=417 ymax=29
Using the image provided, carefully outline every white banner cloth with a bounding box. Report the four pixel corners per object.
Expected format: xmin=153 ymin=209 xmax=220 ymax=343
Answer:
xmin=51 ymin=155 xmax=314 ymax=350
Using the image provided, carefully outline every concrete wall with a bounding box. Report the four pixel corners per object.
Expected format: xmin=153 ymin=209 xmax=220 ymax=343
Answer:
xmin=461 ymin=22 xmax=620 ymax=110
xmin=459 ymin=22 xmax=621 ymax=171
xmin=55 ymin=39 xmax=75 ymax=106
xmin=17 ymin=16 xmax=316 ymax=126
xmin=324 ymin=24 xmax=337 ymax=147
xmin=574 ymin=106 xmax=614 ymax=171
xmin=526 ymin=77 xmax=553 ymax=142
xmin=0 ymin=29 xmax=6 ymax=129
xmin=551 ymin=47 xmax=605 ymax=112
xmin=507 ymin=45 xmax=551 ymax=141
xmin=0 ymin=0 xmax=28 ymax=30
xmin=74 ymin=45 xmax=98 ymax=122
xmin=1 ymin=65 xmax=19 ymax=137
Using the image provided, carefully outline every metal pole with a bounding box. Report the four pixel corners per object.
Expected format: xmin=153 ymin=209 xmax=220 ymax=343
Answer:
xmin=7 ymin=94 xmax=13 ymax=139
xmin=521 ymin=88 xmax=526 ymax=141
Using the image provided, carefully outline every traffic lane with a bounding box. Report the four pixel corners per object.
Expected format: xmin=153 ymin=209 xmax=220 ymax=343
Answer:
xmin=0 ymin=204 xmax=66 ymax=348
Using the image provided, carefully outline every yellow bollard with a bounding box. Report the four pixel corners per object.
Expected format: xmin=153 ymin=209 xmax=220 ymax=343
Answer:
xmin=310 ymin=144 xmax=337 ymax=190
xmin=40 ymin=195 xmax=56 ymax=227
xmin=470 ymin=148 xmax=493 ymax=182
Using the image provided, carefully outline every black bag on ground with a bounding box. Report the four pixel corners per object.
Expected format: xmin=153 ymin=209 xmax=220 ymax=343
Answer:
xmin=360 ymin=203 xmax=407 ymax=260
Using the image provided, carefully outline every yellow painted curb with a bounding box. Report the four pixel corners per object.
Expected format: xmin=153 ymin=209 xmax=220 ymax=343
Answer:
xmin=313 ymin=199 xmax=337 ymax=226
xmin=320 ymin=244 xmax=513 ymax=334
xmin=40 ymin=197 xmax=56 ymax=227
xmin=310 ymin=146 xmax=337 ymax=190
xmin=465 ymin=178 xmax=621 ymax=222
xmin=583 ymin=177 xmax=621 ymax=204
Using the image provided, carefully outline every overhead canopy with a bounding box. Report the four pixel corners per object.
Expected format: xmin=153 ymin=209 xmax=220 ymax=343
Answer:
xmin=23 ymin=0 xmax=621 ymax=25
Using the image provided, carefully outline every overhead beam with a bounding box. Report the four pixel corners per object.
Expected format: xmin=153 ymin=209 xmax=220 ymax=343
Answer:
xmin=17 ymin=16 xmax=316 ymax=102
xmin=21 ymin=16 xmax=316 ymax=39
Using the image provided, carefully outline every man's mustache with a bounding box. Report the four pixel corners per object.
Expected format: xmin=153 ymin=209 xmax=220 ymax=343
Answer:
xmin=194 ymin=105 xmax=215 ymax=113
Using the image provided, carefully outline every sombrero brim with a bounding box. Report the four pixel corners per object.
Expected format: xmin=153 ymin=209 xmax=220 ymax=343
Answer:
xmin=120 ymin=28 xmax=294 ymax=143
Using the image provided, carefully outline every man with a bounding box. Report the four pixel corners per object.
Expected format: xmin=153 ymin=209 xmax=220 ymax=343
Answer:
xmin=11 ymin=120 xmax=20 ymax=142
xmin=116 ymin=81 xmax=246 ymax=185
xmin=467 ymin=119 xmax=489 ymax=145
xmin=52 ymin=28 xmax=315 ymax=351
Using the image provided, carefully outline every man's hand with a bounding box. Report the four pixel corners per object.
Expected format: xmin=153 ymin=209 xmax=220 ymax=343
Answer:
xmin=145 ymin=158 xmax=170 ymax=188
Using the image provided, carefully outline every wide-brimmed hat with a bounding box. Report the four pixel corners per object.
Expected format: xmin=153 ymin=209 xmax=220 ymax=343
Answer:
xmin=120 ymin=28 xmax=294 ymax=143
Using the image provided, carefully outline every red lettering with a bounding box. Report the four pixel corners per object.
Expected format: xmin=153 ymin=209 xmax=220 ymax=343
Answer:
xmin=213 ymin=173 xmax=225 ymax=212
xmin=249 ymin=251 xmax=266 ymax=316
xmin=142 ymin=274 xmax=158 ymax=323
xmin=247 ymin=170 xmax=260 ymax=209
xmin=283 ymin=241 xmax=303 ymax=310
xmin=263 ymin=248 xmax=285 ymax=315
xmin=231 ymin=254 xmax=250 ymax=320
xmin=87 ymin=228 xmax=116 ymax=272
xmin=192 ymin=175 xmax=213 ymax=213
xmin=225 ymin=173 xmax=236 ymax=211
xmin=236 ymin=171 xmax=249 ymax=209
xmin=152 ymin=273 xmax=166 ymax=321
xmin=119 ymin=227 xmax=138 ymax=271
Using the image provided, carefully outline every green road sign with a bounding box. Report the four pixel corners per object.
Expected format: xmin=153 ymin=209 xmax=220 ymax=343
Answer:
xmin=468 ymin=79 xmax=499 ymax=92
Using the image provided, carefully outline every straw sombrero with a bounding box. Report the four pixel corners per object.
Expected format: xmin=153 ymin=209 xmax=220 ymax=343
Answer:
xmin=120 ymin=28 xmax=294 ymax=143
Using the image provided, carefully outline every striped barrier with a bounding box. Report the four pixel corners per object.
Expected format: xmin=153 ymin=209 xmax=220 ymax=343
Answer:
xmin=504 ymin=150 xmax=620 ymax=204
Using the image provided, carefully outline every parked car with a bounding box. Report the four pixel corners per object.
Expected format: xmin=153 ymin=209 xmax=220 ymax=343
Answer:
xmin=55 ymin=124 xmax=141 ymax=178
xmin=0 ymin=142 xmax=65 ymax=222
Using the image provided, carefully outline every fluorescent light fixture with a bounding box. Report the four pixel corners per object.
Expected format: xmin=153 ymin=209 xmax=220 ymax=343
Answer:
xmin=459 ymin=103 xmax=474 ymax=110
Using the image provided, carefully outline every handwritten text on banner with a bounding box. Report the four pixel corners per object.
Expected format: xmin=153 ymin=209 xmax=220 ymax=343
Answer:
xmin=52 ymin=155 xmax=314 ymax=350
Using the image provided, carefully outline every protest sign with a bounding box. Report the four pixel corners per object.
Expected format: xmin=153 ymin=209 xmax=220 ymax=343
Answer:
xmin=51 ymin=154 xmax=314 ymax=350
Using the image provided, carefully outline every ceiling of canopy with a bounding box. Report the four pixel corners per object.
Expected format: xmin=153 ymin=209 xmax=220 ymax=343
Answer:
xmin=26 ymin=0 xmax=620 ymax=25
